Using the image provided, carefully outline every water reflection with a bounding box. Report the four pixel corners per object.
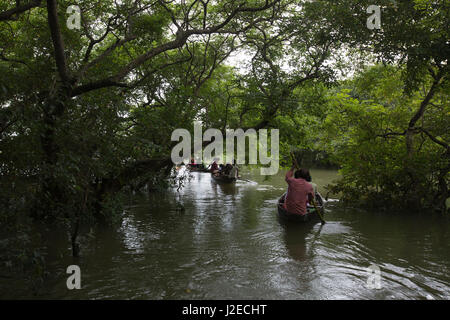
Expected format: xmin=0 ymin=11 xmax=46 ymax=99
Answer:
xmin=213 ymin=180 xmax=238 ymax=196
xmin=2 ymin=168 xmax=450 ymax=299
xmin=280 ymin=222 xmax=322 ymax=262
xmin=102 ymin=170 xmax=450 ymax=299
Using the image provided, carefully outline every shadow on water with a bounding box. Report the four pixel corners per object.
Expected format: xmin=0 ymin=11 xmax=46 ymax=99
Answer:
xmin=211 ymin=179 xmax=238 ymax=196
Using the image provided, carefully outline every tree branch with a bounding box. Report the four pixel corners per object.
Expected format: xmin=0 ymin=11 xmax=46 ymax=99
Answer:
xmin=0 ymin=0 xmax=41 ymax=22
xmin=408 ymin=68 xmax=444 ymax=129
xmin=46 ymin=0 xmax=71 ymax=86
xmin=71 ymin=0 xmax=280 ymax=97
xmin=416 ymin=127 xmax=450 ymax=152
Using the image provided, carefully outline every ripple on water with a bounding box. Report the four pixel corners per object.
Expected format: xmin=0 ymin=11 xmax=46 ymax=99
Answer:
xmin=4 ymin=169 xmax=449 ymax=300
xmin=256 ymin=185 xmax=285 ymax=191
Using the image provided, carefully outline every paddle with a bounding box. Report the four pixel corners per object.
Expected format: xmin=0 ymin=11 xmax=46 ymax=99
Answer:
xmin=311 ymin=197 xmax=326 ymax=225
xmin=290 ymin=151 xmax=326 ymax=225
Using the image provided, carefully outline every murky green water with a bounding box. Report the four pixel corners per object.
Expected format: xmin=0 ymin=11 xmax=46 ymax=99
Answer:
xmin=1 ymin=168 xmax=449 ymax=299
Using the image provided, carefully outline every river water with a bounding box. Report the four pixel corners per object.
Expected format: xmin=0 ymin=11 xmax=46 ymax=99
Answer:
xmin=1 ymin=168 xmax=449 ymax=299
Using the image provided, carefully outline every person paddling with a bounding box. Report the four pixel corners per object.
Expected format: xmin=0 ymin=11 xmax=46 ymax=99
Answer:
xmin=284 ymin=163 xmax=314 ymax=216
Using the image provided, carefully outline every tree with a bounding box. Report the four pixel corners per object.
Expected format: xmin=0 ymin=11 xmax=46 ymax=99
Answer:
xmin=0 ymin=0 xmax=282 ymax=256
xmin=322 ymin=64 xmax=449 ymax=211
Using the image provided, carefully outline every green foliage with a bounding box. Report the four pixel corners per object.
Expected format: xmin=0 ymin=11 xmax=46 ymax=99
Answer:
xmin=0 ymin=0 xmax=448 ymax=271
xmin=321 ymin=65 xmax=449 ymax=211
xmin=131 ymin=13 xmax=169 ymax=39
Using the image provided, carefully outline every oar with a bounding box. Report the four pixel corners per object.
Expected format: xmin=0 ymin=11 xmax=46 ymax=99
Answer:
xmin=290 ymin=151 xmax=300 ymax=169
xmin=311 ymin=197 xmax=326 ymax=225
xmin=290 ymin=152 xmax=326 ymax=225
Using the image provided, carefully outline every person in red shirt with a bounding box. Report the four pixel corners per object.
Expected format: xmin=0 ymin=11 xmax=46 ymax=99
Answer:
xmin=284 ymin=165 xmax=314 ymax=215
xmin=208 ymin=159 xmax=219 ymax=175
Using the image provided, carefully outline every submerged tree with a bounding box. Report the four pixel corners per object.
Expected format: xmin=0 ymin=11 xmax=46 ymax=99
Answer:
xmin=0 ymin=0 xmax=283 ymax=256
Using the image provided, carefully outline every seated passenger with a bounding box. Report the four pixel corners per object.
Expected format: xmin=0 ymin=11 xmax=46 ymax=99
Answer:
xmin=229 ymin=165 xmax=238 ymax=179
xmin=209 ymin=159 xmax=219 ymax=174
xmin=303 ymin=169 xmax=317 ymax=195
xmin=223 ymin=163 xmax=233 ymax=176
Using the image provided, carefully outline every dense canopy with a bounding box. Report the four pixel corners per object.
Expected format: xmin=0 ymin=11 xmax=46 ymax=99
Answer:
xmin=1 ymin=0 xmax=448 ymax=258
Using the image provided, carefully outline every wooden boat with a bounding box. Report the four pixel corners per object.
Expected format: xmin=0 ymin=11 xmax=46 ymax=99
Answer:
xmin=277 ymin=192 xmax=324 ymax=223
xmin=211 ymin=173 xmax=237 ymax=183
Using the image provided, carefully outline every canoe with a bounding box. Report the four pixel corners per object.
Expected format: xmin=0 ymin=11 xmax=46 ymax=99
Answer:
xmin=277 ymin=192 xmax=324 ymax=223
xmin=211 ymin=173 xmax=237 ymax=183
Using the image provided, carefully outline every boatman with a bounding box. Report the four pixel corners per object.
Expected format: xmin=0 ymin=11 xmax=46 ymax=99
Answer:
xmin=284 ymin=164 xmax=314 ymax=215
xmin=229 ymin=160 xmax=239 ymax=179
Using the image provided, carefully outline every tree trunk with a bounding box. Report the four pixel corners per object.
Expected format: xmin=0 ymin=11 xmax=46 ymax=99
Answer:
xmin=71 ymin=216 xmax=80 ymax=258
xmin=437 ymin=155 xmax=450 ymax=213
xmin=38 ymin=99 xmax=65 ymax=218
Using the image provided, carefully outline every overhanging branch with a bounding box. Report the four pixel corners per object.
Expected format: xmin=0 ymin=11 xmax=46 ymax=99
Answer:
xmin=71 ymin=0 xmax=280 ymax=97
xmin=0 ymin=0 xmax=42 ymax=22
xmin=46 ymin=0 xmax=71 ymax=87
